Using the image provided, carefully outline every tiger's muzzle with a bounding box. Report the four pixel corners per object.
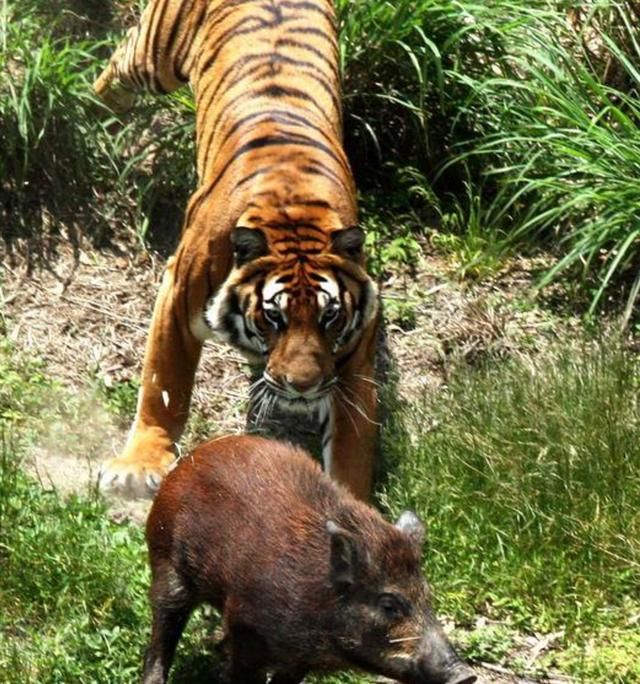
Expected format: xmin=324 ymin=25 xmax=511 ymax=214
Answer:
xmin=264 ymin=370 xmax=337 ymax=404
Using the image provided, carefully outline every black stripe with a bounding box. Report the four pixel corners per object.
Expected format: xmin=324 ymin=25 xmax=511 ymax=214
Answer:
xmin=201 ymin=98 xmax=339 ymax=172
xmin=201 ymin=103 xmax=336 ymax=172
xmin=172 ymin=0 xmax=203 ymax=81
xmin=257 ymin=84 xmax=315 ymax=103
xmin=286 ymin=24 xmax=335 ymax=38
xmin=275 ymin=38 xmax=339 ymax=79
xmin=281 ymin=1 xmax=336 ymax=27
xmin=221 ymin=124 xmax=346 ymax=174
xmin=174 ymin=11 xmax=199 ymax=77
xmin=279 ymin=247 xmax=322 ymax=255
xmin=299 ymin=162 xmax=350 ymax=192
xmin=138 ymin=4 xmax=157 ymax=90
xmin=234 ymin=167 xmax=274 ymax=190
xmin=239 ymin=54 xmax=339 ymax=112
xmin=262 ymin=0 xmax=284 ymax=25
xmin=126 ymin=40 xmax=148 ymax=91
xmin=201 ymin=108 xmax=327 ymax=176
xmin=150 ymin=0 xmax=171 ymax=92
xmin=285 ymin=26 xmax=338 ymax=51
xmin=201 ymin=109 xmax=276 ymax=174
xmin=199 ymin=16 xmax=271 ymax=75
xmin=336 ymin=342 xmax=359 ymax=369
xmin=205 ymin=134 xmax=326 ymax=198
xmin=243 ymin=56 xmax=338 ymax=110
xmin=256 ymin=85 xmax=333 ymax=126
xmin=295 ymin=200 xmax=331 ymax=208
xmin=200 ymin=53 xmax=269 ymax=111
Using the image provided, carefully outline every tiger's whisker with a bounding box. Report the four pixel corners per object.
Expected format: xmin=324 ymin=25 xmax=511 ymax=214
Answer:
xmin=353 ymin=373 xmax=382 ymax=388
xmin=334 ymin=388 xmax=360 ymax=436
xmin=248 ymin=377 xmax=266 ymax=395
xmin=337 ymin=383 xmax=381 ymax=426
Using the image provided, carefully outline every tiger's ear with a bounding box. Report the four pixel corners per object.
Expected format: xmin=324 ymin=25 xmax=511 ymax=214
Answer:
xmin=231 ymin=227 xmax=269 ymax=266
xmin=331 ymin=226 xmax=365 ymax=261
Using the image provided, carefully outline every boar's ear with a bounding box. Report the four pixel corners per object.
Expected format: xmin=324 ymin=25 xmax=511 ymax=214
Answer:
xmin=327 ymin=520 xmax=359 ymax=593
xmin=231 ymin=227 xmax=268 ymax=266
xmin=395 ymin=511 xmax=425 ymax=550
xmin=331 ymin=226 xmax=365 ymax=261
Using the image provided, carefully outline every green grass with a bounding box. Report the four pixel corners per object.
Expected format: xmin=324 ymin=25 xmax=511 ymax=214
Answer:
xmin=0 ymin=344 xmax=219 ymax=682
xmin=339 ymin=0 xmax=640 ymax=313
xmin=0 ymin=442 xmax=223 ymax=683
xmin=0 ymin=0 xmax=195 ymax=249
xmin=2 ymin=336 xmax=640 ymax=681
xmin=441 ymin=3 xmax=640 ymax=318
xmin=379 ymin=338 xmax=640 ymax=681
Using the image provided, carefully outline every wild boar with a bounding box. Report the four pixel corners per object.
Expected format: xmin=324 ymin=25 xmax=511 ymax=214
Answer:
xmin=142 ymin=435 xmax=476 ymax=684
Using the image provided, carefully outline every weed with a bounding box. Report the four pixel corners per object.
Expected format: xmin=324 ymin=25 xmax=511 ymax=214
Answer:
xmin=456 ymin=624 xmax=515 ymax=663
xmin=97 ymin=377 xmax=140 ymax=424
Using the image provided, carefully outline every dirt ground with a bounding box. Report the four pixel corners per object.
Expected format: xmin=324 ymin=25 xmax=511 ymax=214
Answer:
xmin=1 ymin=234 xmax=577 ymax=684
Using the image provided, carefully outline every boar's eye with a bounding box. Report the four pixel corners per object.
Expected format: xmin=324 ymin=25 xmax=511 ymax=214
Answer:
xmin=377 ymin=593 xmax=410 ymax=621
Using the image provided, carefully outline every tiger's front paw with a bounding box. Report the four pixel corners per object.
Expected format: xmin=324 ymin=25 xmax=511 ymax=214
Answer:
xmin=99 ymin=429 xmax=177 ymax=499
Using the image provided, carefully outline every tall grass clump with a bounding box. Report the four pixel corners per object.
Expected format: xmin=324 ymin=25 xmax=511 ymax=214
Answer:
xmin=337 ymin=0 xmax=509 ymax=185
xmin=380 ymin=339 xmax=640 ymax=679
xmin=336 ymin=0 xmax=515 ymax=273
xmin=0 ymin=0 xmax=196 ymax=253
xmin=339 ymin=1 xmax=640 ymax=315
xmin=446 ymin=4 xmax=640 ymax=317
xmin=0 ymin=5 xmax=111 ymax=240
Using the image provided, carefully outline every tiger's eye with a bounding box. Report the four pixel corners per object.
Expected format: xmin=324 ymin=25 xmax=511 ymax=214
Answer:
xmin=264 ymin=307 xmax=284 ymax=330
xmin=322 ymin=301 xmax=340 ymax=327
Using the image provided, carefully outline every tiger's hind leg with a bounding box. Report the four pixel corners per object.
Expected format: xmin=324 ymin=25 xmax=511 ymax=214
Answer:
xmin=94 ymin=0 xmax=201 ymax=112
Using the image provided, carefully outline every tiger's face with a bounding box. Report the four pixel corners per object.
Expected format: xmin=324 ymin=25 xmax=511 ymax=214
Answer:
xmin=205 ymin=225 xmax=377 ymax=411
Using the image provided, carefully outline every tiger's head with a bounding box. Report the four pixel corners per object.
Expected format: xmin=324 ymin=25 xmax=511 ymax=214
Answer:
xmin=205 ymin=218 xmax=377 ymax=411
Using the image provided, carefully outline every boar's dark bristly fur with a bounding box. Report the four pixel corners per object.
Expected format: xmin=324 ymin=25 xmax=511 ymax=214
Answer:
xmin=142 ymin=435 xmax=476 ymax=684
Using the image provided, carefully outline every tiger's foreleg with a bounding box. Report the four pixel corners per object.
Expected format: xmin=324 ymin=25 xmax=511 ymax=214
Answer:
xmin=99 ymin=244 xmax=211 ymax=497
xmin=328 ymin=320 xmax=379 ymax=501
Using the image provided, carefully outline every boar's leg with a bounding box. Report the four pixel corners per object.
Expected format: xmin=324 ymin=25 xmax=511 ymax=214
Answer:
xmin=269 ymin=665 xmax=309 ymax=684
xmin=141 ymin=605 xmax=191 ymax=684
xmin=141 ymin=568 xmax=194 ymax=684
xmin=223 ymin=622 xmax=270 ymax=684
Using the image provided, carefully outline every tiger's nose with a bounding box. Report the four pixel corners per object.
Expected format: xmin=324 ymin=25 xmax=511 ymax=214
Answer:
xmin=284 ymin=373 xmax=323 ymax=395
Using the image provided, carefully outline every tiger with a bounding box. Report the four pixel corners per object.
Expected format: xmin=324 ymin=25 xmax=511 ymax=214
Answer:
xmin=95 ymin=0 xmax=379 ymax=501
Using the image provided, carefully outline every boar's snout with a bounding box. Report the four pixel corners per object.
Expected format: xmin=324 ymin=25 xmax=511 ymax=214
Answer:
xmin=443 ymin=665 xmax=477 ymax=684
xmin=418 ymin=656 xmax=476 ymax=684
xmin=415 ymin=628 xmax=477 ymax=684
